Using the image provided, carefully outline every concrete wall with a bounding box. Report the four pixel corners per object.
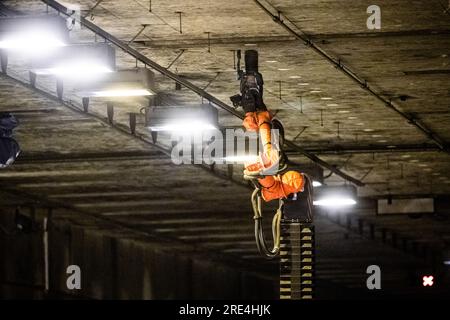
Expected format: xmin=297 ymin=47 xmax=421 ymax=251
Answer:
xmin=0 ymin=208 xmax=277 ymax=299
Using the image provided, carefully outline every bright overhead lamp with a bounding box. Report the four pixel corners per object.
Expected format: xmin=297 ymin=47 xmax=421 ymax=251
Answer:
xmin=223 ymin=154 xmax=259 ymax=164
xmin=314 ymin=197 xmax=356 ymax=207
xmin=0 ymin=31 xmax=65 ymax=50
xmin=30 ymin=43 xmax=115 ymax=78
xmin=38 ymin=63 xmax=112 ymax=77
xmin=312 ymin=180 xmax=322 ymax=187
xmin=75 ymin=68 xmax=155 ymax=111
xmin=30 ymin=43 xmax=116 ymax=99
xmin=89 ymin=89 xmax=153 ymax=97
xmin=0 ymin=16 xmax=69 ymax=73
xmin=153 ymin=121 xmax=216 ymax=132
xmin=313 ymin=185 xmax=357 ymax=207
xmin=145 ymin=104 xmax=219 ymax=141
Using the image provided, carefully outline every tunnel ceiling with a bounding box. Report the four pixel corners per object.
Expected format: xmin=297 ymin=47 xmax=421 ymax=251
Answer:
xmin=1 ymin=0 xmax=450 ymax=294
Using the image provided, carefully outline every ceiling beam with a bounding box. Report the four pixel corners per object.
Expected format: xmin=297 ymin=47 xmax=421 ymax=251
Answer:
xmin=288 ymin=143 xmax=440 ymax=155
xmin=133 ymin=35 xmax=296 ymax=48
xmin=15 ymin=151 xmax=166 ymax=164
xmin=310 ymin=29 xmax=450 ymax=39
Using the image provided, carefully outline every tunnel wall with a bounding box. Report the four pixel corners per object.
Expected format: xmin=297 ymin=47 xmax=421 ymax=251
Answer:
xmin=0 ymin=208 xmax=277 ymax=299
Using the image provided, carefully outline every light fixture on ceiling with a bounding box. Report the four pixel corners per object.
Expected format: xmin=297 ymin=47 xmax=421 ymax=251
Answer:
xmin=313 ymin=185 xmax=357 ymax=207
xmin=145 ymin=104 xmax=219 ymax=134
xmin=312 ymin=180 xmax=322 ymax=187
xmin=0 ymin=15 xmax=69 ymax=73
xmin=89 ymin=89 xmax=153 ymax=97
xmin=75 ymin=68 xmax=156 ymax=111
xmin=0 ymin=16 xmax=69 ymax=51
xmin=29 ymin=43 xmax=116 ymax=99
xmin=30 ymin=43 xmax=115 ymax=78
xmin=223 ymin=154 xmax=259 ymax=164
xmin=0 ymin=31 xmax=66 ymax=51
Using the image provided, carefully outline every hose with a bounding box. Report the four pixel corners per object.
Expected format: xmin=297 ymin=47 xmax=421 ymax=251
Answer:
xmin=251 ymin=187 xmax=282 ymax=259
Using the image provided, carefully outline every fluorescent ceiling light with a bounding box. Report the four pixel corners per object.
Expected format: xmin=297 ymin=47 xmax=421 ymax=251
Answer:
xmin=146 ymin=104 xmax=219 ymax=134
xmin=90 ymin=89 xmax=153 ymax=97
xmin=312 ymin=180 xmax=322 ymax=187
xmin=31 ymin=43 xmax=116 ymax=80
xmin=313 ymin=197 xmax=356 ymax=207
xmin=224 ymin=155 xmax=259 ymax=163
xmin=76 ymin=68 xmax=155 ymax=101
xmin=0 ymin=32 xmax=65 ymax=50
xmin=36 ymin=63 xmax=113 ymax=76
xmin=0 ymin=16 xmax=68 ymax=57
xmin=314 ymin=185 xmax=357 ymax=207
xmin=151 ymin=120 xmax=217 ymax=132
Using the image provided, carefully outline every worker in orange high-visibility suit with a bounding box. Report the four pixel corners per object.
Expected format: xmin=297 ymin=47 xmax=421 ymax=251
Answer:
xmin=231 ymin=49 xmax=305 ymax=202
